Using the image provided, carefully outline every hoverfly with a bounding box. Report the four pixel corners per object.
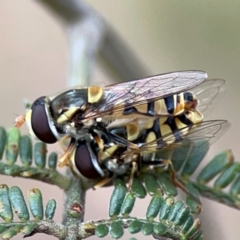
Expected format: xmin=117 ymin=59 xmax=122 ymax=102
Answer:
xmin=18 ymin=70 xmax=229 ymax=181
xmin=69 ymin=116 xmax=228 ymax=181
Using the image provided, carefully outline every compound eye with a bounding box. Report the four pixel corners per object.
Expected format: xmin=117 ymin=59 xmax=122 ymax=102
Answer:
xmin=31 ymin=96 xmax=57 ymax=144
xmin=74 ymin=142 xmax=101 ymax=179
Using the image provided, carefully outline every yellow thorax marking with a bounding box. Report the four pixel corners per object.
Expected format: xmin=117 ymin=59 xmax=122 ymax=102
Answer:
xmin=100 ymin=145 xmax=119 ymax=161
xmin=88 ymin=86 xmax=103 ymax=103
xmin=57 ymin=107 xmax=79 ymax=124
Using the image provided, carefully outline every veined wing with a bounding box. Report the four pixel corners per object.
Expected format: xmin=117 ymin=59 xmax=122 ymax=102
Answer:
xmin=83 ymin=71 xmax=207 ymax=119
xmin=191 ymin=79 xmax=226 ymax=115
xmin=125 ymin=120 xmax=230 ymax=161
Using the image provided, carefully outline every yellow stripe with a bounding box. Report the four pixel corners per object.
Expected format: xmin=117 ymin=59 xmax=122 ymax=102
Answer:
xmin=174 ymin=93 xmax=185 ymax=115
xmin=160 ymin=124 xmax=175 ymax=145
xmin=154 ymin=99 xmax=168 ymax=115
xmin=135 ymin=103 xmax=148 ymax=113
xmin=127 ymin=123 xmax=140 ymax=141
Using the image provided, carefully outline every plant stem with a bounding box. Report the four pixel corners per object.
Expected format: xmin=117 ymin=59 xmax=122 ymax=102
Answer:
xmin=36 ymin=0 xmax=148 ymax=86
xmin=0 ymin=162 xmax=71 ymax=191
xmin=62 ymin=169 xmax=86 ymax=239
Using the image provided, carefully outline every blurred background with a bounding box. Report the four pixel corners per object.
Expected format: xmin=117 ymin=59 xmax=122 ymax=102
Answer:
xmin=0 ymin=0 xmax=240 ymax=239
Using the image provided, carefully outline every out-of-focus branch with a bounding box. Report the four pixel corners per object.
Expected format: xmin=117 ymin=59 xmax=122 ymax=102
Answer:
xmin=36 ymin=0 xmax=148 ymax=86
xmin=100 ymin=27 xmax=149 ymax=82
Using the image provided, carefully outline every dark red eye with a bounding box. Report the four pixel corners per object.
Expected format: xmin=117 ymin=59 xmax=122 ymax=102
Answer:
xmin=74 ymin=142 xmax=102 ymax=179
xmin=31 ymin=97 xmax=57 ymax=144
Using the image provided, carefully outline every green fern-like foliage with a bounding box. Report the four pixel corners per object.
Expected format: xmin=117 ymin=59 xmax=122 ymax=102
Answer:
xmin=0 ymin=185 xmax=56 ymax=239
xmin=0 ymin=126 xmax=240 ymax=239
xmin=0 ymin=127 xmax=71 ymax=190
xmin=104 ymin=179 xmax=203 ymax=239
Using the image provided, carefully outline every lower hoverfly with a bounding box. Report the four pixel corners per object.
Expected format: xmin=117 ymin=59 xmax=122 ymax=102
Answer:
xmin=69 ymin=115 xmax=228 ymax=181
xmin=17 ymin=70 xmax=229 ymax=181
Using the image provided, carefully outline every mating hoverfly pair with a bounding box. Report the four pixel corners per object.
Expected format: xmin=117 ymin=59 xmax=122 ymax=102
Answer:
xmin=16 ymin=70 xmax=229 ymax=186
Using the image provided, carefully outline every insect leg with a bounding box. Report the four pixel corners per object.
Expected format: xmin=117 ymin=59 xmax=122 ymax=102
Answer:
xmin=93 ymin=177 xmax=113 ymax=190
xmin=162 ymin=159 xmax=201 ymax=204
xmin=105 ymin=131 xmax=139 ymax=150
xmin=58 ymin=135 xmax=71 ymax=152
xmin=128 ymin=161 xmax=138 ymax=192
xmin=58 ymin=138 xmax=76 ymax=167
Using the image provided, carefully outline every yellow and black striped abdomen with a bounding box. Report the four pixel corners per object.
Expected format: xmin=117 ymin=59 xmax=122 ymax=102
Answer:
xmin=122 ymin=92 xmax=189 ymax=117
xmin=109 ymin=109 xmax=203 ymax=146
xmin=99 ymin=109 xmax=204 ymax=172
xmin=143 ymin=109 xmax=203 ymax=146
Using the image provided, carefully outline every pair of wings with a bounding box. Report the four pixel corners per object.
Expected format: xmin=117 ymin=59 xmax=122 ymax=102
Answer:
xmin=71 ymin=70 xmax=228 ymax=160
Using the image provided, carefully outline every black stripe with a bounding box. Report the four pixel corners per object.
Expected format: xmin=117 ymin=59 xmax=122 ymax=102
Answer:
xmin=141 ymin=160 xmax=163 ymax=165
xmin=151 ymin=118 xmax=164 ymax=147
xmin=164 ymin=95 xmax=175 ymax=114
xmin=147 ymin=101 xmax=155 ymax=116
xmin=177 ymin=113 xmax=193 ymax=125
xmin=152 ymin=118 xmax=161 ymax=139
xmin=133 ymin=129 xmax=147 ymax=144
xmin=109 ymin=127 xmax=127 ymax=139
xmin=166 ymin=116 xmax=182 ymax=141
xmin=123 ymin=106 xmax=137 ymax=115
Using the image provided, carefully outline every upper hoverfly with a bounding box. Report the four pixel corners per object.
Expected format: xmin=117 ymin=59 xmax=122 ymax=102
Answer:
xmin=18 ymin=70 xmax=229 ymax=180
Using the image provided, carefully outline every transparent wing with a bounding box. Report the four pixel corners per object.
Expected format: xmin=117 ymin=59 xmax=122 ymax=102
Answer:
xmin=192 ymin=79 xmax=226 ymax=115
xmin=83 ymin=70 xmax=207 ymax=119
xmin=130 ymin=120 xmax=230 ymax=161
